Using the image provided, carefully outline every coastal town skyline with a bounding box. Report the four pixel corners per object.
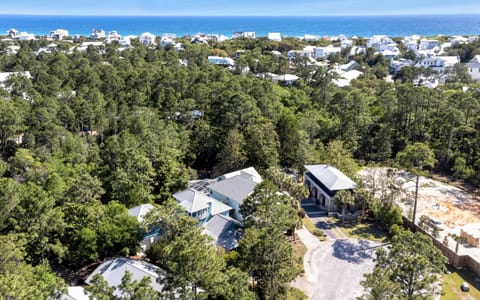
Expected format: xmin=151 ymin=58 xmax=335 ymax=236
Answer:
xmin=1 ymin=0 xmax=480 ymax=16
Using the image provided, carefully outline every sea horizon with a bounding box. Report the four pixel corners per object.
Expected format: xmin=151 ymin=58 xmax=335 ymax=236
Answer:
xmin=1 ymin=14 xmax=480 ymax=38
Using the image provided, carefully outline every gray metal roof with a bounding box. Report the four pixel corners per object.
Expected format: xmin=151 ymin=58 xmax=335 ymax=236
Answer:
xmin=305 ymin=164 xmax=357 ymax=191
xmin=203 ymin=215 xmax=243 ymax=251
xmin=85 ymin=258 xmax=165 ymax=297
xmin=173 ymin=188 xmax=211 ymax=213
xmin=173 ymin=188 xmax=232 ymax=215
xmin=207 ymin=175 xmax=258 ymax=205
xmin=467 ymin=55 xmax=480 ymax=67
xmin=128 ymin=204 xmax=155 ymax=223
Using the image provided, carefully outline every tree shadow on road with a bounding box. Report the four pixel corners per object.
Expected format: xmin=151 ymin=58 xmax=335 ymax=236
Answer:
xmin=332 ymin=239 xmax=375 ymax=264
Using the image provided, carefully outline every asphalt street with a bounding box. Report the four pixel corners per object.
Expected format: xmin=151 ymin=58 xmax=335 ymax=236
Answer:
xmin=293 ymin=199 xmax=379 ymax=299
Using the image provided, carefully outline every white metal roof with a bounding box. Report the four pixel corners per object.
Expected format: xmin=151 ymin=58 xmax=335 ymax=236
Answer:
xmin=86 ymin=258 xmax=165 ymax=297
xmin=128 ymin=203 xmax=155 ymax=223
xmin=173 ymin=188 xmax=212 ymax=213
xmin=208 ymin=175 xmax=258 ymax=205
xmin=203 ymin=215 xmax=242 ymax=251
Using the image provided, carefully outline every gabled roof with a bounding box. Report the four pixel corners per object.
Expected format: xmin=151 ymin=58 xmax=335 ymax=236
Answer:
xmin=128 ymin=204 xmax=155 ymax=223
xmin=86 ymin=258 xmax=165 ymax=297
xmin=305 ymin=164 xmax=357 ymax=191
xmin=220 ymin=167 xmax=262 ymax=184
xmin=173 ymin=188 xmax=212 ymax=213
xmin=203 ymin=215 xmax=243 ymax=251
xmin=467 ymin=55 xmax=480 ymax=67
xmin=211 ymin=199 xmax=232 ymax=215
xmin=207 ymin=175 xmax=258 ymax=205
xmin=173 ymin=187 xmax=233 ymax=215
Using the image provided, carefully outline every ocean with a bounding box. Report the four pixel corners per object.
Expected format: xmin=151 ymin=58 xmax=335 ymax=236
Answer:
xmin=1 ymin=15 xmax=480 ymax=38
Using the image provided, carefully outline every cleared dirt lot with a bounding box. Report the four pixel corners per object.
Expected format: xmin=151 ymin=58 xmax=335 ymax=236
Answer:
xmin=359 ymin=167 xmax=480 ymax=228
xmin=359 ymin=167 xmax=480 ymax=259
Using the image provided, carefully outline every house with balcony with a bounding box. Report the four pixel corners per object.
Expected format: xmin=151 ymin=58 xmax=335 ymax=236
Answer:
xmin=416 ymin=56 xmax=460 ymax=72
xmin=173 ymin=188 xmax=232 ymax=225
xmin=90 ymin=29 xmax=106 ymax=39
xmin=160 ymin=36 xmax=174 ymax=48
xmin=49 ymin=29 xmax=69 ymax=40
xmin=140 ymin=32 xmax=156 ymax=45
xmin=7 ymin=28 xmax=19 ymax=39
xmin=106 ymin=31 xmax=121 ymax=43
xmin=232 ymin=31 xmax=255 ymax=39
xmin=314 ymin=45 xmax=341 ymax=60
xmin=304 ymin=164 xmax=357 ymax=212
xmin=402 ymin=35 xmax=420 ymax=52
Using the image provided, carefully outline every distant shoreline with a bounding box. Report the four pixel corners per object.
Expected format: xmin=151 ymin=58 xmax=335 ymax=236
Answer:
xmin=1 ymin=15 xmax=480 ymax=38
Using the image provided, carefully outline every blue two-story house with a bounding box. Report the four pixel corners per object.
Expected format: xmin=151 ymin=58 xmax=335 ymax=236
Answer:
xmin=173 ymin=188 xmax=232 ymax=225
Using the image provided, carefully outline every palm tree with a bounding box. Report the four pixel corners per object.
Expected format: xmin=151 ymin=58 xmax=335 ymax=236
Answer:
xmin=335 ymin=190 xmax=355 ymax=224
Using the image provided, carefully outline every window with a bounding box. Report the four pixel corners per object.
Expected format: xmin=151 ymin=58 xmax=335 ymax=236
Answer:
xmin=197 ymin=208 xmax=208 ymax=220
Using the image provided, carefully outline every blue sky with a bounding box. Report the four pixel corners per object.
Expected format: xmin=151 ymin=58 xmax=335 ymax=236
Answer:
xmin=1 ymin=0 xmax=480 ymax=16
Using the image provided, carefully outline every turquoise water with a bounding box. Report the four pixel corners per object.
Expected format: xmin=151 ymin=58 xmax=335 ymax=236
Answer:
xmin=1 ymin=15 xmax=480 ymax=38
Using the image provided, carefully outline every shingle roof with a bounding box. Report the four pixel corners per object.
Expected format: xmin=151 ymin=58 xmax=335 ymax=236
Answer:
xmin=207 ymin=175 xmax=258 ymax=205
xmin=128 ymin=204 xmax=155 ymax=223
xmin=305 ymin=164 xmax=357 ymax=191
xmin=85 ymin=258 xmax=165 ymax=297
xmin=173 ymin=188 xmax=212 ymax=213
xmin=203 ymin=215 xmax=243 ymax=251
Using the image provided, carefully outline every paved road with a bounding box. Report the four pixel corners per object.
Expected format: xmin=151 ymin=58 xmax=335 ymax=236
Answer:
xmin=294 ymin=199 xmax=378 ymax=299
xmin=292 ymin=228 xmax=378 ymax=300
xmin=301 ymin=199 xmax=347 ymax=239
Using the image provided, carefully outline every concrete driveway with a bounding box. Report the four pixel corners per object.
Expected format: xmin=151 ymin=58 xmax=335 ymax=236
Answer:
xmin=301 ymin=198 xmax=346 ymax=239
xmin=292 ymin=228 xmax=379 ymax=300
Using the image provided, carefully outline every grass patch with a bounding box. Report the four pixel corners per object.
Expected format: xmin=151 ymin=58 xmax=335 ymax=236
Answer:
xmin=290 ymin=236 xmax=307 ymax=276
xmin=331 ymin=219 xmax=388 ymax=242
xmin=302 ymin=217 xmax=326 ymax=241
xmin=441 ymin=266 xmax=480 ymax=300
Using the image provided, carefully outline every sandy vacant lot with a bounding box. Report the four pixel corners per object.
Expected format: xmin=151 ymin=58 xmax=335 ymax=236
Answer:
xmin=359 ymin=167 xmax=480 ymax=259
xmin=358 ymin=167 xmax=480 ymax=228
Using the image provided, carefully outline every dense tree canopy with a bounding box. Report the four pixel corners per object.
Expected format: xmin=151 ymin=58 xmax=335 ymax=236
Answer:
xmin=361 ymin=229 xmax=447 ymax=300
xmin=0 ymin=34 xmax=479 ymax=298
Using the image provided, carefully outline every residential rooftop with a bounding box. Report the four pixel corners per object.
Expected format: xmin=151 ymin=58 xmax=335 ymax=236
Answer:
xmin=305 ymin=164 xmax=357 ymax=191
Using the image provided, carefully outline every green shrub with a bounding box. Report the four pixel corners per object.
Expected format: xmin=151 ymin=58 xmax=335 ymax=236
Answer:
xmin=389 ymin=224 xmax=401 ymax=236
